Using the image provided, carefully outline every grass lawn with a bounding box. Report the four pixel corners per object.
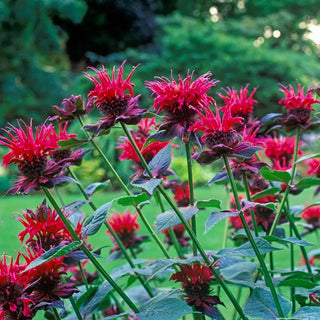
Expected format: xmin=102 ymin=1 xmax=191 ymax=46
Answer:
xmin=0 ymin=184 xmax=319 ymax=319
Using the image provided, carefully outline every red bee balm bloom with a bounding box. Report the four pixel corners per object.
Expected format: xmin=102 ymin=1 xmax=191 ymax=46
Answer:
xmin=84 ymin=61 xmax=144 ymax=135
xmin=306 ymin=158 xmax=320 ymax=178
xmin=189 ymin=106 xmax=261 ymax=164
xmin=106 ymin=212 xmax=147 ymax=252
xmin=0 ymin=121 xmax=68 ymax=194
xmin=279 ymin=83 xmax=320 ymax=130
xmin=218 ymin=85 xmax=258 ymax=124
xmin=264 ymin=136 xmax=302 ymax=170
xmin=170 ymin=263 xmax=223 ymax=317
xmin=146 ymin=71 xmax=218 ymax=140
xmin=301 ymin=206 xmax=320 ymax=230
xmin=0 ymin=255 xmax=34 ymax=320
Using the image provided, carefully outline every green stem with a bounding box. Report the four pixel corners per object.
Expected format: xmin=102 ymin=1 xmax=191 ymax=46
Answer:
xmin=185 ymin=140 xmax=197 ymax=256
xmin=42 ymin=187 xmax=140 ymax=313
xmin=232 ymin=287 xmax=243 ymax=320
xmin=242 ymin=172 xmax=259 ymax=237
xmin=54 ymin=185 xmax=65 ymax=206
xmin=269 ymin=252 xmax=274 ymax=278
xmin=269 ymin=128 xmax=300 ymax=235
xmin=69 ymin=296 xmax=83 ymax=320
xmin=223 ymin=155 xmax=284 ymax=318
xmin=77 ymin=117 xmax=172 ymax=261
xmin=121 ymin=123 xmax=247 ymax=319
xmin=66 ymin=167 xmax=154 ymax=297
xmin=78 ymin=261 xmax=89 ymax=290
xmin=53 ymin=308 xmax=62 ymax=320
xmin=289 ymin=222 xmax=296 ymax=314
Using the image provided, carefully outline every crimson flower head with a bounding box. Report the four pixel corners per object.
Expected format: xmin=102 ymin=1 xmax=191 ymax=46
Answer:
xmin=117 ymin=118 xmax=173 ymax=179
xmin=0 ymin=120 xmax=68 ymax=194
xmin=162 ymin=224 xmax=190 ymax=249
xmin=24 ymin=248 xmax=78 ymax=303
xmin=0 ymin=255 xmax=34 ymax=320
xmin=279 ymin=83 xmax=320 ymax=131
xmin=170 ymin=263 xmax=223 ymax=317
xmin=84 ymin=61 xmax=144 ymax=135
xmin=146 ymin=71 xmax=218 ymax=140
xmin=17 ymin=200 xmax=85 ymax=251
xmin=189 ymin=105 xmax=261 ymax=164
xmin=106 ymin=212 xmax=147 ymax=253
xmin=218 ymin=85 xmax=258 ymax=125
xmin=306 ymin=158 xmax=320 ymax=178
xmin=52 ymin=94 xmax=94 ymax=122
xmin=264 ymin=135 xmax=302 ymax=170
xmin=301 ymin=206 xmax=320 ymax=230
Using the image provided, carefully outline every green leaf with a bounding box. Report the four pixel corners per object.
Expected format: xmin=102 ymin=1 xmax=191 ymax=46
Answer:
xmin=131 ymin=178 xmax=162 ymax=195
xmin=243 ymin=287 xmax=291 ymax=319
xmin=85 ymin=180 xmax=110 ymax=197
xmin=250 ymin=187 xmax=281 ymax=200
xmin=57 ymin=138 xmax=88 ymax=150
xmin=296 ymin=153 xmax=320 ymax=163
xmin=117 ymin=193 xmax=149 ymax=206
xmin=293 ymin=306 xmax=320 ymax=318
xmin=155 ymin=206 xmax=199 ymax=233
xmin=260 ymin=167 xmax=291 ymax=183
xmin=83 ymin=201 xmax=113 ymax=236
xmin=24 ymin=241 xmax=81 ymax=271
xmin=138 ymin=298 xmax=193 ymax=320
xmin=263 ymin=236 xmax=314 ymax=247
xmin=295 ymin=177 xmax=320 ymax=189
xmin=205 ymin=210 xmax=239 ymax=234
xmin=279 ymin=278 xmax=317 ymax=289
xmin=196 ymin=199 xmax=221 ymax=209
xmin=217 ymin=237 xmax=281 ymax=257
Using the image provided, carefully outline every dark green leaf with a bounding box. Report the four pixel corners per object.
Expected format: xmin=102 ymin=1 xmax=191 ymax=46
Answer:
xmin=243 ymin=287 xmax=291 ymax=319
xmin=260 ymin=167 xmax=291 ymax=183
xmin=295 ymin=178 xmax=320 ymax=189
xmin=57 ymin=138 xmax=88 ymax=150
xmin=250 ymin=187 xmax=281 ymax=200
xmin=155 ymin=206 xmax=199 ymax=234
xmin=131 ymin=178 xmax=162 ymax=195
xmin=83 ymin=201 xmax=113 ymax=236
xmin=279 ymin=278 xmax=316 ymax=289
xmin=217 ymin=237 xmax=281 ymax=257
xmin=296 ymin=153 xmax=320 ymax=163
xmin=205 ymin=210 xmax=239 ymax=234
xmin=25 ymin=242 xmax=81 ymax=271
xmin=85 ymin=180 xmax=110 ymax=197
xmin=263 ymin=236 xmax=314 ymax=247
xmin=117 ymin=193 xmax=149 ymax=206
xmin=196 ymin=199 xmax=221 ymax=209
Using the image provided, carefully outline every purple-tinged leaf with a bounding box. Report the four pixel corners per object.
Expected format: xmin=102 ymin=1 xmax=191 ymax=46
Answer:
xmin=261 ymin=113 xmax=282 ymax=124
xmin=243 ymin=287 xmax=291 ymax=320
xmin=205 ymin=210 xmax=239 ymax=234
xmin=231 ymin=145 xmax=263 ymax=159
xmin=147 ymin=144 xmax=172 ymax=176
xmin=208 ymin=172 xmax=228 ymax=185
xmin=131 ymin=178 xmax=162 ymax=195
xmin=52 ymin=176 xmax=79 ymax=185
xmin=241 ymin=199 xmax=277 ymax=212
xmin=85 ymin=180 xmax=110 ymax=197
xmin=260 ymin=167 xmax=291 ymax=183
xmin=155 ymin=206 xmax=199 ymax=234
xmin=263 ymin=236 xmax=314 ymax=247
xmin=63 ymin=200 xmax=90 ymax=213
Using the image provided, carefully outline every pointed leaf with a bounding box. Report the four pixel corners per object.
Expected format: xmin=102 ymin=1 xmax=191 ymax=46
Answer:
xmin=24 ymin=241 xmax=81 ymax=271
xmin=295 ymin=178 xmax=320 ymax=189
xmin=196 ymin=199 xmax=221 ymax=209
xmin=250 ymin=187 xmax=281 ymax=200
xmin=293 ymin=307 xmax=320 ymax=318
xmin=261 ymin=113 xmax=282 ymax=124
xmin=52 ymin=176 xmax=79 ymax=185
xmin=263 ymin=236 xmax=314 ymax=247
xmin=243 ymin=287 xmax=291 ymax=320
xmin=147 ymin=144 xmax=172 ymax=176
xmin=85 ymin=180 xmax=110 ymax=197
xmin=296 ymin=153 xmax=320 ymax=163
xmin=131 ymin=178 xmax=162 ymax=195
xmin=58 ymin=138 xmax=88 ymax=150
xmin=208 ymin=172 xmax=229 ymax=185
xmin=231 ymin=145 xmax=263 ymax=159
xmin=216 ymin=237 xmax=281 ymax=257
xmin=83 ymin=201 xmax=113 ymax=236
xmin=260 ymin=167 xmax=291 ymax=183
xmin=205 ymin=210 xmax=239 ymax=234
xmin=117 ymin=193 xmax=149 ymax=206
xmin=155 ymin=206 xmax=199 ymax=234
xmin=63 ymin=200 xmax=90 ymax=213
